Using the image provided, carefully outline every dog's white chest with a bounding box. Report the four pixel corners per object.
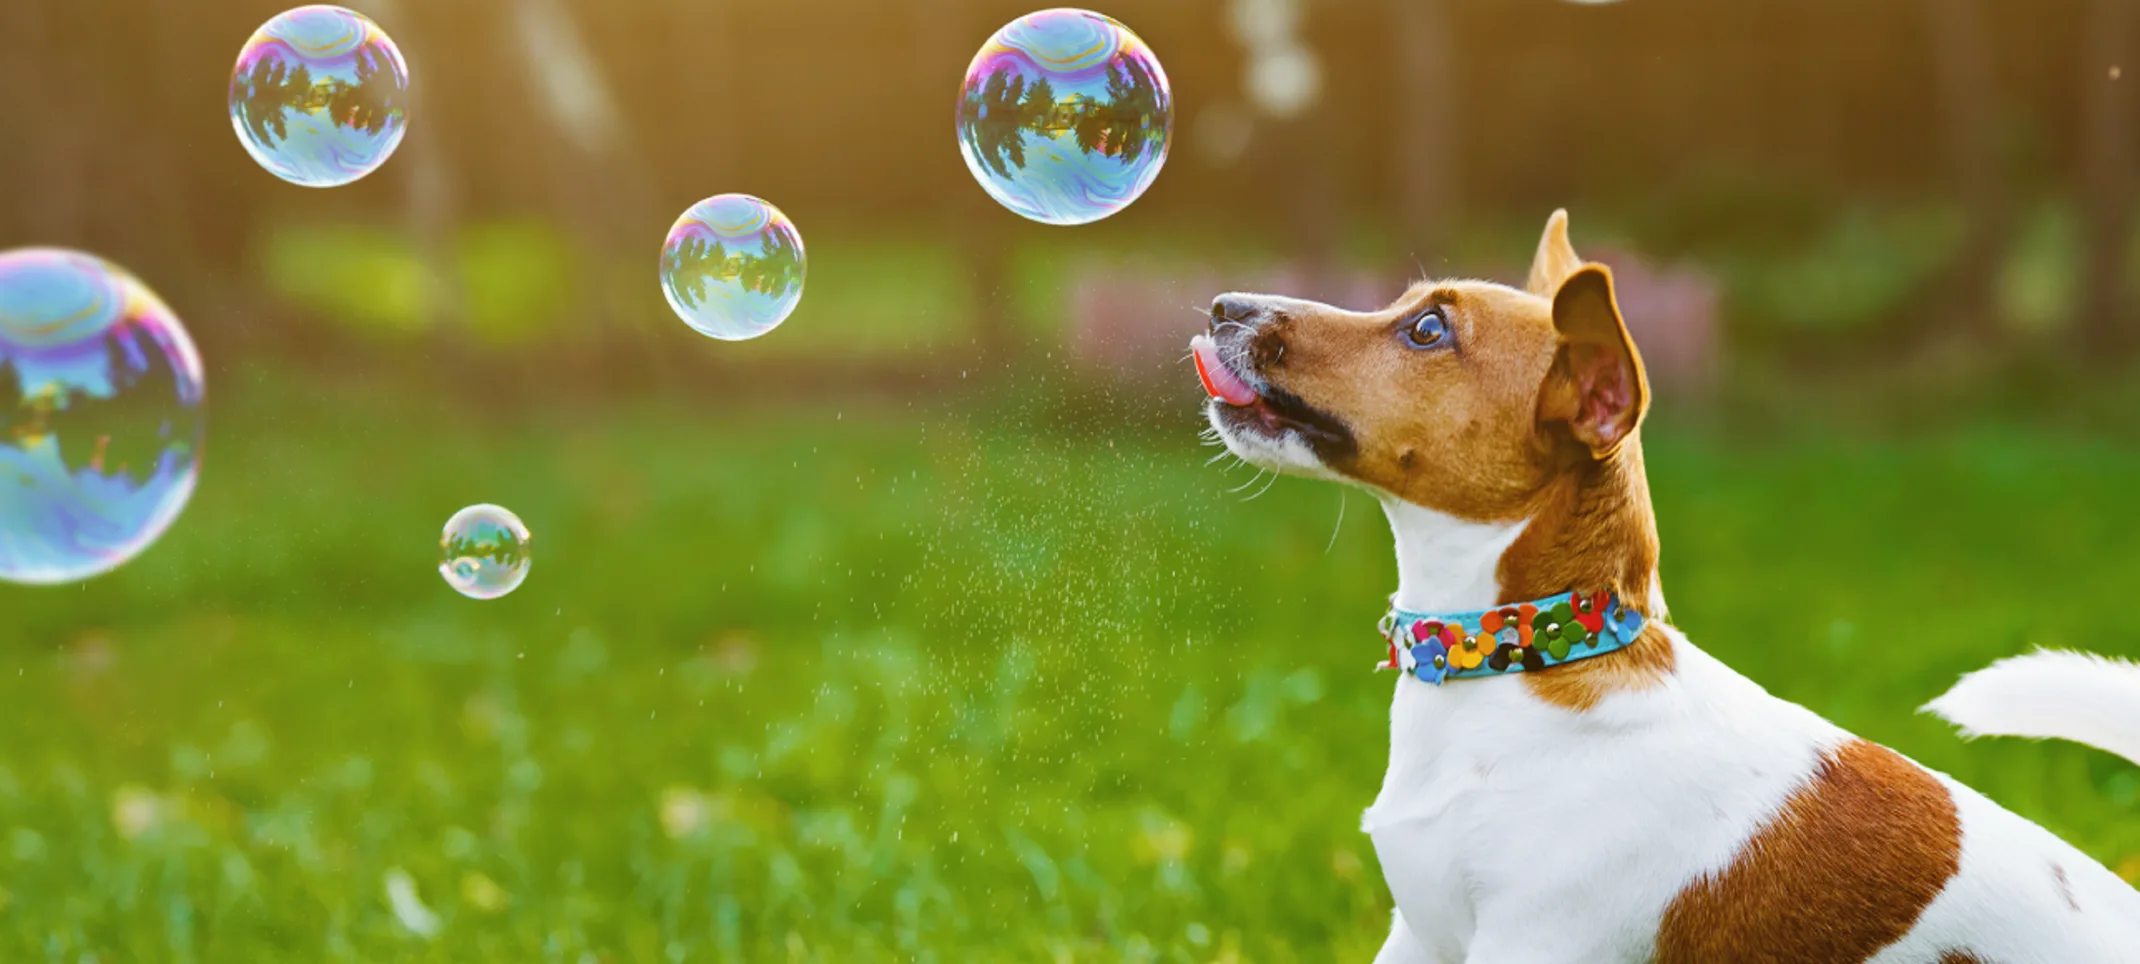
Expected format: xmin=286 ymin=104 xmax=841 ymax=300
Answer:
xmin=1362 ymin=632 xmax=1846 ymax=961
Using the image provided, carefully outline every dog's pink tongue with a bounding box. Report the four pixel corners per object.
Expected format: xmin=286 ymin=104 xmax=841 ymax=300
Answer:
xmin=1191 ymin=335 xmax=1258 ymax=407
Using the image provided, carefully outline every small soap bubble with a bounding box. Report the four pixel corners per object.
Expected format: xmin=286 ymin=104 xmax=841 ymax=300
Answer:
xmin=659 ymin=194 xmax=807 ymax=341
xmin=229 ymin=5 xmax=410 ymax=188
xmin=957 ymin=9 xmax=1173 ymax=225
xmin=0 ymin=249 xmax=206 ymax=585
xmin=439 ymin=504 xmax=531 ymax=600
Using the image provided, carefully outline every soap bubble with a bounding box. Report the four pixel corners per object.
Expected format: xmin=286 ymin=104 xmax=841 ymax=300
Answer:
xmin=229 ymin=5 xmax=409 ymax=188
xmin=439 ymin=504 xmax=531 ymax=600
xmin=0 ymin=249 xmax=206 ymax=585
xmin=659 ymin=194 xmax=807 ymax=341
xmin=956 ymin=9 xmax=1173 ymax=225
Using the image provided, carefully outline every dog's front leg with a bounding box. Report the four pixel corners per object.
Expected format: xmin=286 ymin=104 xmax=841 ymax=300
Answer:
xmin=1372 ymin=909 xmax=1451 ymax=964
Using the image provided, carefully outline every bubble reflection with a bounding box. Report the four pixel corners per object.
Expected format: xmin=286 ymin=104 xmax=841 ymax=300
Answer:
xmin=957 ymin=9 xmax=1173 ymax=225
xmin=659 ymin=194 xmax=807 ymax=341
xmin=0 ymin=249 xmax=206 ymax=585
xmin=440 ymin=503 xmax=531 ymax=600
xmin=229 ymin=5 xmax=410 ymax=188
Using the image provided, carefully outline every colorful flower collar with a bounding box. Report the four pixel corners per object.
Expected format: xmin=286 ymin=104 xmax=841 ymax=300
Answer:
xmin=1377 ymin=590 xmax=1648 ymax=685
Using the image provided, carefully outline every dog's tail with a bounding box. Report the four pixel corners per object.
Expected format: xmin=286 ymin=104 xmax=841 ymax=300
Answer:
xmin=1924 ymin=649 xmax=2140 ymax=767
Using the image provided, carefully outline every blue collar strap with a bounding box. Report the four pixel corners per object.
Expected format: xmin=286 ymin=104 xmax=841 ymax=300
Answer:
xmin=1377 ymin=590 xmax=1648 ymax=685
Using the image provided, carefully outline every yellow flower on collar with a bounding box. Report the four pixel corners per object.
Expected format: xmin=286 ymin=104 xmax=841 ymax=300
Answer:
xmin=1450 ymin=631 xmax=1492 ymax=670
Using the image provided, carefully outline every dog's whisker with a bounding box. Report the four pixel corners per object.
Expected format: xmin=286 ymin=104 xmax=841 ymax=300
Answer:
xmin=1243 ymin=470 xmax=1281 ymax=501
xmin=1325 ymin=490 xmax=1347 ymax=553
xmin=1227 ymin=467 xmax=1269 ymax=495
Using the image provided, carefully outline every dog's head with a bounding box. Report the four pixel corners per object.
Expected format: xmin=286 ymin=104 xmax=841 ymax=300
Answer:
xmin=1194 ymin=210 xmax=1649 ymax=522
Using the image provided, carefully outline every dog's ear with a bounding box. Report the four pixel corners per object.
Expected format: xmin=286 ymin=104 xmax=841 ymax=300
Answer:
xmin=1537 ymin=264 xmax=1648 ymax=458
xmin=1526 ymin=209 xmax=1582 ymax=298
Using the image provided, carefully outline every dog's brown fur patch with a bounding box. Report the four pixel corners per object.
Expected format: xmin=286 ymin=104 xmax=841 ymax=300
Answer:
xmin=1938 ymin=953 xmax=1993 ymax=964
xmin=1507 ymin=219 xmax=1670 ymax=708
xmin=1655 ymin=739 xmax=1962 ymax=964
xmin=1496 ymin=436 xmax=1673 ymax=710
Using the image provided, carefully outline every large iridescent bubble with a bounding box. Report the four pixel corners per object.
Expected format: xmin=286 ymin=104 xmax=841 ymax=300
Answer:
xmin=229 ymin=5 xmax=409 ymax=188
xmin=957 ymin=9 xmax=1173 ymax=225
xmin=659 ymin=194 xmax=807 ymax=341
xmin=439 ymin=504 xmax=531 ymax=600
xmin=0 ymin=250 xmax=206 ymax=585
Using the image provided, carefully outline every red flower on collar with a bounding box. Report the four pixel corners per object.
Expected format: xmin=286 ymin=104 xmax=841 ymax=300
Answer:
xmin=1411 ymin=619 xmax=1458 ymax=650
xmin=1570 ymin=591 xmax=1609 ymax=634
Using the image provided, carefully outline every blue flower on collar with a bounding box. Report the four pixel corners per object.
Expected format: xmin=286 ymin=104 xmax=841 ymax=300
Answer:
xmin=1410 ymin=638 xmax=1450 ymax=684
xmin=1406 ymin=619 xmax=1455 ymax=684
xmin=1604 ymin=598 xmax=1644 ymax=645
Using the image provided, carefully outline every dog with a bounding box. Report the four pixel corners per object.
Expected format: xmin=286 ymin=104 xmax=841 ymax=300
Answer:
xmin=1190 ymin=210 xmax=2140 ymax=963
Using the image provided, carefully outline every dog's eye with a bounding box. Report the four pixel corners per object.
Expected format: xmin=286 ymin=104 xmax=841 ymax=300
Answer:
xmin=1404 ymin=309 xmax=1450 ymax=350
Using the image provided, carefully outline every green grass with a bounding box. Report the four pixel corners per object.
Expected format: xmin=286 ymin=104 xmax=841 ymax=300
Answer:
xmin=3 ymin=367 xmax=2138 ymax=962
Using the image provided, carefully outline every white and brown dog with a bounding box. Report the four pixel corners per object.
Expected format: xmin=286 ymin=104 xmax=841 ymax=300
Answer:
xmin=1191 ymin=211 xmax=2140 ymax=963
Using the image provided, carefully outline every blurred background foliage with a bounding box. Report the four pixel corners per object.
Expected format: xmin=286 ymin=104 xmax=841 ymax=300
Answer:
xmin=5 ymin=0 xmax=2140 ymax=960
xmin=4 ymin=0 xmax=2140 ymax=369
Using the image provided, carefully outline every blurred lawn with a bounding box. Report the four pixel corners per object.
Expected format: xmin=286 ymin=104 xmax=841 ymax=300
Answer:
xmin=3 ymin=363 xmax=2139 ymax=962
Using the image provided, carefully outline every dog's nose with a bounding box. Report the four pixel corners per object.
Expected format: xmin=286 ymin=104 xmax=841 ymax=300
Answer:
xmin=1211 ymin=293 xmax=1268 ymax=326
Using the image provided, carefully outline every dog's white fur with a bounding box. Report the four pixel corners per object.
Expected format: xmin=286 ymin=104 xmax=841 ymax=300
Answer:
xmin=1207 ymin=377 xmax=2140 ymax=964
xmin=1927 ymin=650 xmax=2140 ymax=769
